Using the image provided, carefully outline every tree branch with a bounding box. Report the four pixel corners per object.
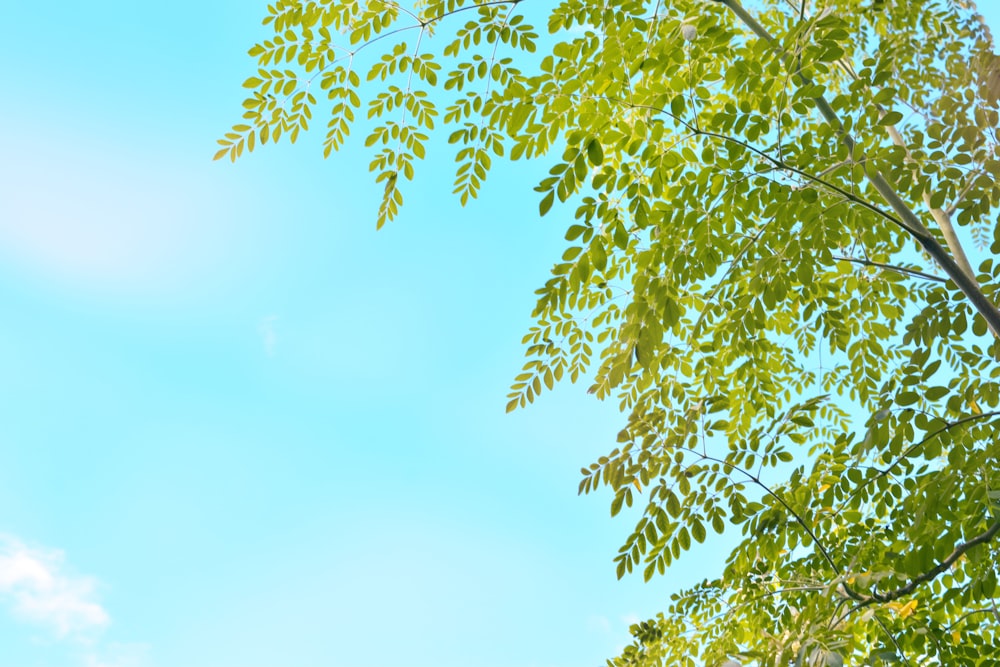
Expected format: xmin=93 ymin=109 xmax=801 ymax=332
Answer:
xmin=693 ymin=452 xmax=847 ymax=584
xmin=882 ymin=123 xmax=976 ymax=282
xmin=945 ymin=607 xmax=1000 ymax=632
xmin=831 ymin=255 xmax=948 ymax=283
xmin=713 ymin=0 xmax=1000 ymax=340
xmin=857 ymin=517 xmax=1000 ymax=606
xmin=621 ymin=101 xmax=917 ymax=240
xmin=838 ymin=410 xmax=1000 ymax=516
xmin=947 ymin=171 xmax=982 ymax=218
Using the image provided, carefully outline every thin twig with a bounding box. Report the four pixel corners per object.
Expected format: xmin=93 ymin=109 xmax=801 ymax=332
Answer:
xmin=832 ymin=256 xmax=947 ymax=283
xmin=838 ymin=411 xmax=1000 ymax=514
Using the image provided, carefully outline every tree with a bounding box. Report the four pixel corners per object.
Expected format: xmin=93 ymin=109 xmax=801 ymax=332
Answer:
xmin=218 ymin=0 xmax=1000 ymax=664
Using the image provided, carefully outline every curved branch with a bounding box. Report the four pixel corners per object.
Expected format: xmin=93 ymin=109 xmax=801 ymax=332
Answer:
xmin=838 ymin=411 xmax=1000 ymax=515
xmin=868 ymin=517 xmax=1000 ymax=605
xmin=945 ymin=606 xmax=1000 ymax=632
xmin=694 ymin=452 xmax=845 ymax=581
xmin=832 ymin=518 xmax=1000 ymax=625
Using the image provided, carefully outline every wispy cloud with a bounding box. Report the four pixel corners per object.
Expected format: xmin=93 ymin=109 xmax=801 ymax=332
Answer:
xmin=586 ymin=614 xmax=612 ymax=634
xmin=621 ymin=612 xmax=641 ymax=628
xmin=0 ymin=126 xmax=238 ymax=299
xmin=259 ymin=315 xmax=279 ymax=356
xmin=0 ymin=535 xmax=110 ymax=636
xmin=85 ymin=642 xmax=152 ymax=667
xmin=587 ymin=612 xmax=644 ymax=636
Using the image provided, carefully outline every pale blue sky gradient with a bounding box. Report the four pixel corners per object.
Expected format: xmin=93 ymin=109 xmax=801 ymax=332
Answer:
xmin=0 ymin=3 xmax=998 ymax=667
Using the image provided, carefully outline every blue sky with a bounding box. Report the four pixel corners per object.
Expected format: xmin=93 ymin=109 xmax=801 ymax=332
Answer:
xmin=0 ymin=3 xmax=998 ymax=667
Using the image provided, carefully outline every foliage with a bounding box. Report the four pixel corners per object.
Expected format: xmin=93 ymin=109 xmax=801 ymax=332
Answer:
xmin=219 ymin=0 xmax=1000 ymax=664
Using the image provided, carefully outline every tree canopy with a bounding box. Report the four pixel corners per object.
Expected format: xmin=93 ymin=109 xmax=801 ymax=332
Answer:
xmin=219 ymin=0 xmax=1000 ymax=664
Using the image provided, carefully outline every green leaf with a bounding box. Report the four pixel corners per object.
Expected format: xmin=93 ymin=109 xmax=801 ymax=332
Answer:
xmin=677 ymin=527 xmax=690 ymax=551
xmin=691 ymin=519 xmax=705 ymax=544
xmin=878 ymin=110 xmax=904 ymax=126
xmin=539 ymin=190 xmax=555 ymax=216
xmin=924 ymin=386 xmax=948 ymax=401
xmin=590 ymin=240 xmax=607 ymax=272
xmin=586 ymin=139 xmax=604 ymax=166
xmin=611 ymin=492 xmax=624 ymax=517
xmin=666 ymin=492 xmax=680 ymax=518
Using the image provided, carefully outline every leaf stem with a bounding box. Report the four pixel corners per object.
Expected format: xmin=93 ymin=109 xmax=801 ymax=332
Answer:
xmin=830 ymin=256 xmax=947 ymax=283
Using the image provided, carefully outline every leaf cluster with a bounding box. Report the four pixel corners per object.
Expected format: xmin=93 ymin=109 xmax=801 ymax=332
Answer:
xmin=220 ymin=0 xmax=1000 ymax=663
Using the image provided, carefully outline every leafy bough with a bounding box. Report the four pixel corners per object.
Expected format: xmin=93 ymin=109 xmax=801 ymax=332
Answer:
xmin=220 ymin=0 xmax=1000 ymax=663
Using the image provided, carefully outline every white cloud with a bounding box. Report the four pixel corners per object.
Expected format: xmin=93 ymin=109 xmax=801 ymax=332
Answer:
xmin=586 ymin=614 xmax=612 ymax=634
xmin=0 ymin=535 xmax=110 ymax=636
xmin=621 ymin=612 xmax=641 ymax=628
xmin=586 ymin=612 xmax=645 ymax=636
xmin=0 ymin=124 xmax=239 ymax=300
xmin=259 ymin=315 xmax=278 ymax=356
